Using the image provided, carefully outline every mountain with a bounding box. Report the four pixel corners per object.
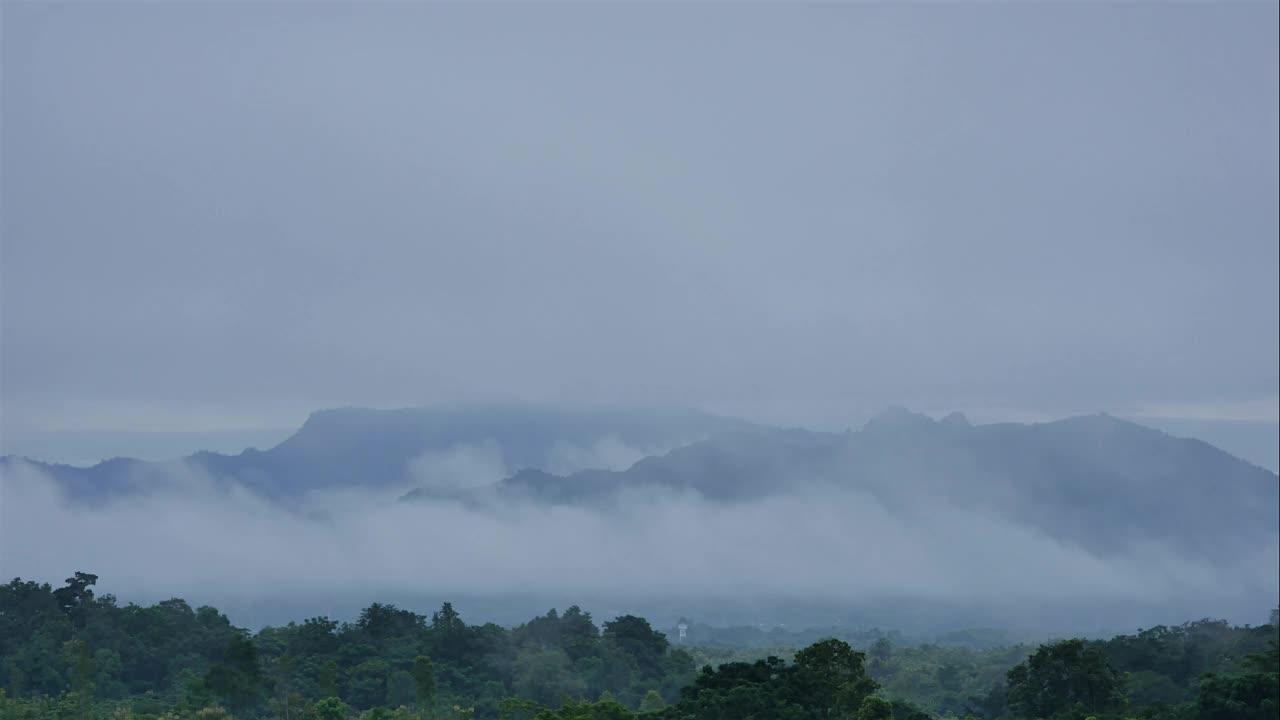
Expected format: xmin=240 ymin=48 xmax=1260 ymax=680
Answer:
xmin=0 ymin=405 xmax=752 ymax=502
xmin=6 ymin=405 xmax=1275 ymax=565
xmin=405 ymin=408 xmax=1279 ymax=562
xmin=6 ymin=405 xmax=1275 ymax=631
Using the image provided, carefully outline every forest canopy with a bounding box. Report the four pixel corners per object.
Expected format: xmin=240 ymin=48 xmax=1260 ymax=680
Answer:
xmin=1 ymin=574 xmax=1275 ymax=720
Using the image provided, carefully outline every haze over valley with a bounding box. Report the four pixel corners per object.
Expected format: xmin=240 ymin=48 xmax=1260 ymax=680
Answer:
xmin=3 ymin=404 xmax=1275 ymax=636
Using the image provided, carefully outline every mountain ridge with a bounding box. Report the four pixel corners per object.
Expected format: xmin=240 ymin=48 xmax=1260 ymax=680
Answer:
xmin=398 ymin=407 xmax=1278 ymax=564
xmin=5 ymin=407 xmax=1276 ymax=553
xmin=0 ymin=404 xmax=754 ymax=501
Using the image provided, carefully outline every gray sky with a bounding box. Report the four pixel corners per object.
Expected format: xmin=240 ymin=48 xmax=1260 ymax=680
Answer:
xmin=3 ymin=2 xmax=1277 ymax=446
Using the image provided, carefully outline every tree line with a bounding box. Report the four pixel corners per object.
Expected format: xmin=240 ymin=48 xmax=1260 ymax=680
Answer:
xmin=1 ymin=574 xmax=1275 ymax=720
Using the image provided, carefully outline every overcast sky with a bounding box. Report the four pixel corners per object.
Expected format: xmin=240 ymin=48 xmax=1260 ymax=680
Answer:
xmin=3 ymin=3 xmax=1277 ymax=450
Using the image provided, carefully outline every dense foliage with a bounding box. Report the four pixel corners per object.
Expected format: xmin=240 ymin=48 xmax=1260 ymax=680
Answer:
xmin=2 ymin=575 xmax=1276 ymax=720
xmin=0 ymin=574 xmax=697 ymax=719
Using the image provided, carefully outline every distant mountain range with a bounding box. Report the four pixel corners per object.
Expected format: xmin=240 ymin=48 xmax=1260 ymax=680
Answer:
xmin=400 ymin=406 xmax=1278 ymax=563
xmin=4 ymin=404 xmax=1276 ymax=564
xmin=0 ymin=405 xmax=751 ymax=501
xmin=5 ymin=403 xmax=1277 ymax=631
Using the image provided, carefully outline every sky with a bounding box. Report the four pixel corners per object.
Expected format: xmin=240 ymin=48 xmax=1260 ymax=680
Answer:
xmin=3 ymin=2 xmax=1278 ymax=460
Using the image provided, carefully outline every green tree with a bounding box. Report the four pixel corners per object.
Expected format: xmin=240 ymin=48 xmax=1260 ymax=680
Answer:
xmin=205 ymin=634 xmax=271 ymax=713
xmin=316 ymin=659 xmax=340 ymax=699
xmin=499 ymin=698 xmax=544 ymax=720
xmin=431 ymin=603 xmax=468 ymax=665
xmin=386 ymin=670 xmax=416 ymax=710
xmin=272 ymin=654 xmax=301 ymax=720
xmin=412 ymin=655 xmax=437 ymax=713
xmin=531 ymin=699 xmax=635 ymax=720
xmin=870 ymin=639 xmax=893 ymax=662
xmin=1006 ymin=639 xmax=1126 ymax=719
xmin=180 ymin=669 xmax=214 ymax=710
xmin=513 ymin=647 xmax=586 ymax=706
xmin=51 ymin=573 xmax=97 ymax=627
xmin=61 ymin=639 xmax=93 ymax=720
xmin=791 ymin=638 xmax=878 ymax=715
xmin=935 ymin=664 xmax=961 ymax=693
xmin=559 ymin=607 xmax=600 ymax=663
xmin=348 ymin=658 xmax=392 ymax=709
xmin=601 ymin=616 xmax=668 ymax=680
xmin=857 ymin=696 xmax=894 ymax=720
xmin=638 ymin=690 xmax=665 ymax=712
xmin=1195 ymin=641 xmax=1279 ymax=720
xmin=311 ymin=696 xmax=353 ymax=720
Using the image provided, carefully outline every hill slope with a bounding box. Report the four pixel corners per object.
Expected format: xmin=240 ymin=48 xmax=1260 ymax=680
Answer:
xmin=403 ymin=408 xmax=1278 ymax=562
xmin=1 ymin=405 xmax=752 ymax=501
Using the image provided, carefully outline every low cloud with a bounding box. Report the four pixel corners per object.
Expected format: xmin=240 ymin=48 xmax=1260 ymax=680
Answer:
xmin=1 ymin=458 xmax=1274 ymax=632
xmin=546 ymin=436 xmax=657 ymax=475
xmin=409 ymin=441 xmax=510 ymax=491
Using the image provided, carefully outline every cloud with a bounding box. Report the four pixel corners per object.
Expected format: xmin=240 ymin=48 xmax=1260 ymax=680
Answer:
xmin=1132 ymin=396 xmax=1280 ymax=424
xmin=545 ymin=436 xmax=656 ymax=475
xmin=408 ymin=441 xmax=510 ymax=491
xmin=405 ymin=436 xmax=662 ymax=493
xmin=2 ymin=458 xmax=1274 ymax=632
